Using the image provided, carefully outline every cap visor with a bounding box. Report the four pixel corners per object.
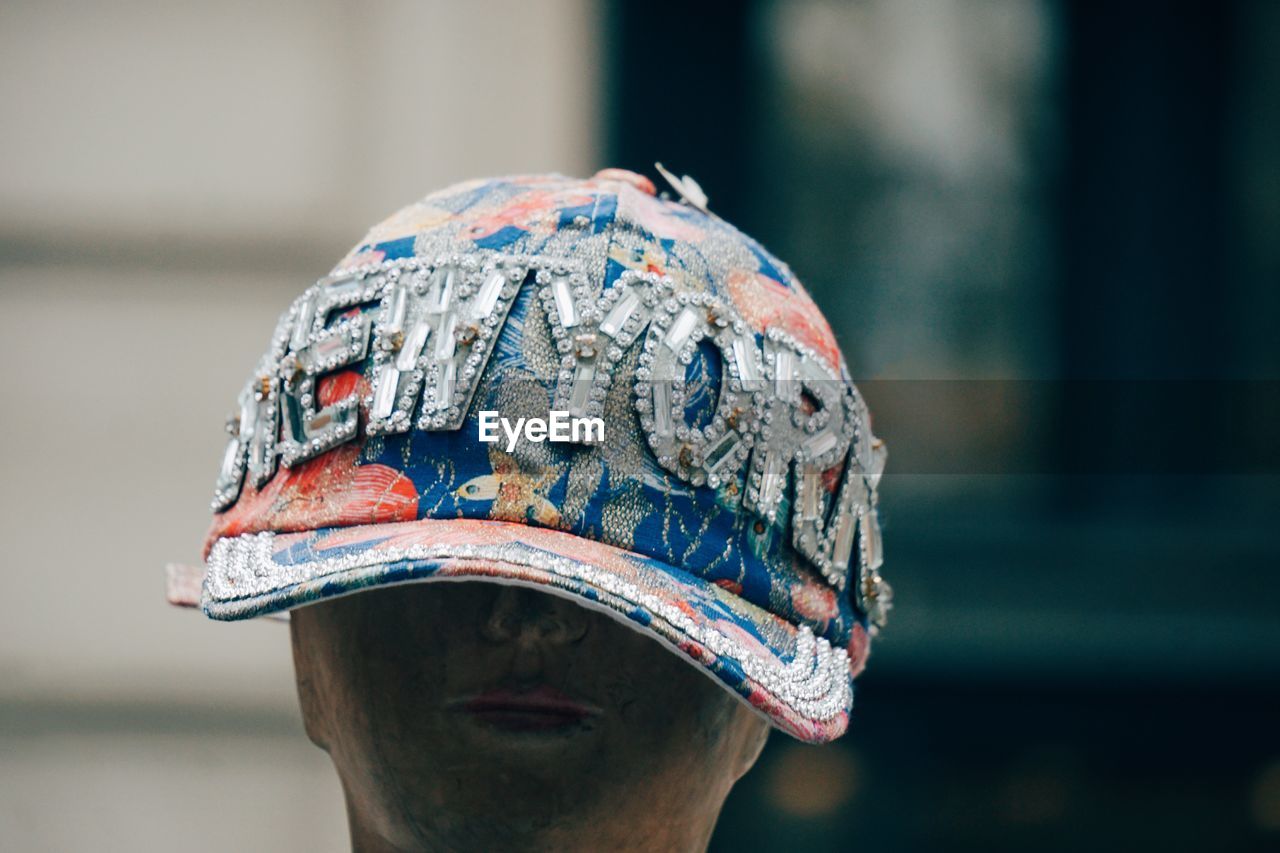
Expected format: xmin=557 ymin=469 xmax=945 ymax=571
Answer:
xmin=197 ymin=517 xmax=852 ymax=743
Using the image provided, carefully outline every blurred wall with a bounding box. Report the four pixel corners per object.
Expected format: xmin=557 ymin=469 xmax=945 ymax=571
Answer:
xmin=0 ymin=2 xmax=600 ymax=850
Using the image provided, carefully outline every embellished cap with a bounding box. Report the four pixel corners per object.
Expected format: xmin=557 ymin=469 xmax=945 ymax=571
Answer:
xmin=168 ymin=167 xmax=890 ymax=743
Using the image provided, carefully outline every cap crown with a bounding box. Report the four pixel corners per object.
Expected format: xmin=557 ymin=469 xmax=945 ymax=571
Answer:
xmin=207 ymin=171 xmax=888 ymax=644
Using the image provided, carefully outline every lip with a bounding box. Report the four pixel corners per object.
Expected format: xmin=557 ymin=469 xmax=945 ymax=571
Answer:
xmin=449 ymin=685 xmax=602 ymax=732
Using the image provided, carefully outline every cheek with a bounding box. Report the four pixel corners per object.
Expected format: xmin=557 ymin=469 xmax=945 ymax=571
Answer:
xmin=309 ymin=595 xmax=471 ymax=803
xmin=587 ymin=625 xmax=742 ymax=769
xmin=304 ymin=594 xmax=460 ymax=745
xmin=350 ymin=595 xmax=478 ymax=711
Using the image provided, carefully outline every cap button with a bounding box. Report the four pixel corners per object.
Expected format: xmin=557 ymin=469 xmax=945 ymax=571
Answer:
xmin=592 ymin=168 xmax=656 ymax=196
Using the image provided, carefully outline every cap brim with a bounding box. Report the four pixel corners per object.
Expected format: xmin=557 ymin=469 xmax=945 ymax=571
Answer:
xmin=190 ymin=517 xmax=853 ymax=743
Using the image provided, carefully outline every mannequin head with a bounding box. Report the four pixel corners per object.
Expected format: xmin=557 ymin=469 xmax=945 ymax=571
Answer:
xmin=290 ymin=581 xmax=771 ymax=852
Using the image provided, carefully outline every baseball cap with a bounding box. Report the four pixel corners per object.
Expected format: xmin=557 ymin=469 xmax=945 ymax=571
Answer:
xmin=167 ymin=167 xmax=890 ymax=744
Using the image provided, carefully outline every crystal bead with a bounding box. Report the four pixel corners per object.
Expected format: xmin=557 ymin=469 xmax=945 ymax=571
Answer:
xmin=396 ymin=320 xmax=431 ymax=370
xmin=600 ymin=287 xmax=640 ymax=338
xmin=472 ymin=270 xmax=505 ymax=319
xmin=551 ymin=276 xmax=578 ymax=327
xmin=371 ymin=365 xmax=400 ymax=418
xmin=663 ymin=307 xmax=699 ymax=351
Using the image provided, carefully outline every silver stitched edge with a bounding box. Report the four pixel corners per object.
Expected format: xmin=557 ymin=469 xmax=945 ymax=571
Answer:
xmin=205 ymin=530 xmax=852 ymax=721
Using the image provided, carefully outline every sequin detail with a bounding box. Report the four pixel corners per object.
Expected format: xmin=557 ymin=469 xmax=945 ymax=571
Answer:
xmin=206 ymin=525 xmax=852 ymax=733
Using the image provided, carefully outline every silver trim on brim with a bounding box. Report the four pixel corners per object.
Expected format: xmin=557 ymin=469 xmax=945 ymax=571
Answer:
xmin=202 ymin=526 xmax=854 ymax=740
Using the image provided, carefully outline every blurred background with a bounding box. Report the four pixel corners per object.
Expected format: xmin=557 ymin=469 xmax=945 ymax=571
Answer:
xmin=1 ymin=1 xmax=1277 ymax=850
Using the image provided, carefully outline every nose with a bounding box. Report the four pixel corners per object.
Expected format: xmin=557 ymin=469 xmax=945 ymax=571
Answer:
xmin=479 ymin=584 xmax=590 ymax=646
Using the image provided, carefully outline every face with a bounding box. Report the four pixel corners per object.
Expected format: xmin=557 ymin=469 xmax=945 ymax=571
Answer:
xmin=290 ymin=581 xmax=770 ymax=852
